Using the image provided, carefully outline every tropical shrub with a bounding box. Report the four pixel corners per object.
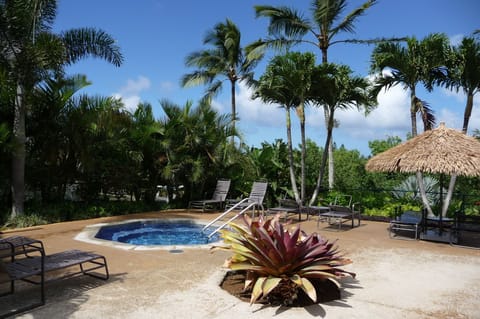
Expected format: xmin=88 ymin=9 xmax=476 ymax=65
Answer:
xmin=213 ymin=214 xmax=355 ymax=306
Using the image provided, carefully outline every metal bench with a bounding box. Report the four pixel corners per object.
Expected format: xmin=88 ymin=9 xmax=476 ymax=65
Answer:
xmin=0 ymin=236 xmax=108 ymax=318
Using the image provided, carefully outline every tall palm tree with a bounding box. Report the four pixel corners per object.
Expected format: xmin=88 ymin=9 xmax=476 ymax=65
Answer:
xmin=181 ymin=19 xmax=264 ymax=144
xmin=253 ymin=52 xmax=317 ymax=204
xmin=370 ymin=33 xmax=450 ymax=217
xmin=430 ymin=35 xmax=480 ymax=217
xmin=441 ymin=36 xmax=480 ymax=133
xmin=309 ymin=63 xmax=375 ymax=205
xmin=251 ymin=0 xmax=381 ymax=189
xmin=0 ymin=0 xmax=123 ymax=217
xmin=370 ymin=33 xmax=450 ymax=136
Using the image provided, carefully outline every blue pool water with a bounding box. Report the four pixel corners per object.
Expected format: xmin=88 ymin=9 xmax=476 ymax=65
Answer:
xmin=95 ymin=219 xmax=220 ymax=245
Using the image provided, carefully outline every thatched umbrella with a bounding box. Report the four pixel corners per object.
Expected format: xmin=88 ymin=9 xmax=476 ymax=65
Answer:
xmin=366 ymin=123 xmax=480 ymax=234
xmin=366 ymin=122 xmax=480 ymax=177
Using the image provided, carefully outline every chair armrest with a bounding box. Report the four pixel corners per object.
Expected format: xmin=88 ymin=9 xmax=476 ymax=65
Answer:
xmin=352 ymin=202 xmax=361 ymax=213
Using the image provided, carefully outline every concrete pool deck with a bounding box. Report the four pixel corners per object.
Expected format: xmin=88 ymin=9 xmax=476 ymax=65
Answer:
xmin=1 ymin=209 xmax=480 ymax=319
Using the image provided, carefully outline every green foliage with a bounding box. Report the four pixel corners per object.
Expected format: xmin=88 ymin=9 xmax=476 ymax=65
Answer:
xmin=0 ymin=200 xmax=167 ymax=227
xmin=368 ymin=136 xmax=402 ymax=156
xmin=213 ymin=214 xmax=355 ymax=306
xmin=363 ymin=203 xmax=421 ymax=218
xmin=2 ymin=213 xmax=48 ymax=229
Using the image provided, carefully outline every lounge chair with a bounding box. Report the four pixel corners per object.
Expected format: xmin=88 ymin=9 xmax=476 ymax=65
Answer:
xmin=389 ymin=208 xmax=422 ymax=240
xmin=0 ymin=236 xmax=108 ymax=318
xmin=268 ymin=198 xmax=303 ymax=221
xmin=225 ymin=181 xmax=268 ymax=215
xmin=318 ymin=195 xmax=361 ymax=230
xmin=189 ymin=179 xmax=231 ymax=212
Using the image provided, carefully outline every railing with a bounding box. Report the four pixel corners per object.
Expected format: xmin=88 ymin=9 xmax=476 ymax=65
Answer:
xmin=202 ymin=198 xmax=260 ymax=238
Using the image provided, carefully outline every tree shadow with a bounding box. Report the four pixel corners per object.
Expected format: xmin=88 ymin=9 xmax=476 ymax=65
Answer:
xmin=0 ymin=272 xmax=126 ymax=318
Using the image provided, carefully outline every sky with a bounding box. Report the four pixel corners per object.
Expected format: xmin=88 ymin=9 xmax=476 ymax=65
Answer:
xmin=52 ymin=0 xmax=480 ymax=156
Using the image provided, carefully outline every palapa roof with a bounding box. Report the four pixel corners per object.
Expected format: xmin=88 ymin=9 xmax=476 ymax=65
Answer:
xmin=365 ymin=123 xmax=480 ymax=177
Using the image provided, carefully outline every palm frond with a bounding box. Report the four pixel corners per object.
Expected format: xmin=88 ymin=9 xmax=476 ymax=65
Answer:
xmin=255 ymin=5 xmax=310 ymax=39
xmin=61 ymin=27 xmax=123 ymax=67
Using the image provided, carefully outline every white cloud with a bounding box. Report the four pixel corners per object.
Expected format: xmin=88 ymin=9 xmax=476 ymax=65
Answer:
xmin=436 ymin=108 xmax=462 ymax=130
xmin=112 ymin=94 xmax=141 ymax=112
xmin=114 ymin=75 xmax=151 ymax=112
xmin=330 ymin=84 xmax=411 ymax=140
xmin=119 ymin=76 xmax=151 ymax=95
xmin=469 ymin=104 xmax=480 ymax=133
xmin=215 ymin=81 xmax=284 ymax=127
xmin=449 ymin=33 xmax=464 ymax=46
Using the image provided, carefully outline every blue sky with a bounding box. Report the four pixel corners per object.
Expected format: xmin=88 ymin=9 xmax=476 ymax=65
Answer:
xmin=53 ymin=0 xmax=479 ymax=155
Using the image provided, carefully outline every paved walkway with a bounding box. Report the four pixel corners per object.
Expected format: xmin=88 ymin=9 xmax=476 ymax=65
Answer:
xmin=2 ymin=210 xmax=480 ymax=318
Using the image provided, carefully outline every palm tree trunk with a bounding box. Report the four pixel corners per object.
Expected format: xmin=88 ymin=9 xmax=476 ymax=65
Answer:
xmin=321 ymin=46 xmax=335 ymax=190
xmin=11 ymin=83 xmax=26 ymax=218
xmin=321 ymin=107 xmax=335 ymax=189
xmin=230 ymin=80 xmax=236 ymax=144
xmin=298 ymin=102 xmax=306 ymax=204
xmin=327 ymin=133 xmax=334 ymax=188
xmin=462 ymin=93 xmax=474 ymax=133
xmin=286 ymin=109 xmax=300 ymax=203
xmin=410 ymin=90 xmax=418 ymax=136
xmin=310 ymin=107 xmax=334 ymax=206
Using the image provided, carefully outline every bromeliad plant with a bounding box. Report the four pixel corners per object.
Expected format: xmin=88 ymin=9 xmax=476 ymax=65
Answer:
xmin=213 ymin=214 xmax=355 ymax=306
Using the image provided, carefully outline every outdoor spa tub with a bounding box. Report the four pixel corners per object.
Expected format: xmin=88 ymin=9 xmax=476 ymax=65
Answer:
xmin=75 ymin=218 xmax=222 ymax=251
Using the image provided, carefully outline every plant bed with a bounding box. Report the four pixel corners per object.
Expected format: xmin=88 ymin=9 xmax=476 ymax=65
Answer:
xmin=220 ymin=270 xmax=341 ymax=306
xmin=361 ymin=215 xmax=390 ymax=222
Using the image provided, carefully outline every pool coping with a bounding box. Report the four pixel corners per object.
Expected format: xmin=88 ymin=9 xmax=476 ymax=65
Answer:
xmin=74 ymin=218 xmax=223 ymax=251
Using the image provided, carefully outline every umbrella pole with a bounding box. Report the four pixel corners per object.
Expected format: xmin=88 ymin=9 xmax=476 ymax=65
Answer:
xmin=439 ymin=174 xmax=444 ymax=235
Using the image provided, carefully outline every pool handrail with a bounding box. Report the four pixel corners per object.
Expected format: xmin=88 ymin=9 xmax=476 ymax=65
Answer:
xmin=202 ymin=198 xmax=260 ymax=238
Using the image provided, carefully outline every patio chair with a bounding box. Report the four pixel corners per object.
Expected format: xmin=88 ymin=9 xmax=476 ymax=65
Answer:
xmin=389 ymin=207 xmax=422 ymax=240
xmin=188 ymin=179 xmax=231 ymax=212
xmin=225 ymin=181 xmax=268 ymax=215
xmin=318 ymin=195 xmax=361 ymax=230
xmin=268 ymin=198 xmax=303 ymax=221
xmin=0 ymin=236 xmax=108 ymax=318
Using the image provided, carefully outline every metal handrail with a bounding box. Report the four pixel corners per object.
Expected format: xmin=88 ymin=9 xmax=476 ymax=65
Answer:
xmin=202 ymin=198 xmax=262 ymax=238
xmin=202 ymin=198 xmax=249 ymax=232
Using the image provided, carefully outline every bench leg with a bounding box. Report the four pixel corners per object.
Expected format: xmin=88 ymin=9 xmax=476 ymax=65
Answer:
xmin=79 ymin=257 xmax=109 ymax=280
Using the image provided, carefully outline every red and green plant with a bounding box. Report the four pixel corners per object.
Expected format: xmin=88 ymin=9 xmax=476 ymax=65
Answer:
xmin=213 ymin=214 xmax=355 ymax=305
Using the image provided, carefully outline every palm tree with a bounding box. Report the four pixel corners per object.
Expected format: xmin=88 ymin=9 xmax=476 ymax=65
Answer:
xmin=309 ymin=63 xmax=375 ymax=205
xmin=65 ymin=95 xmax=131 ymax=201
xmin=251 ymin=0 xmax=382 ymax=189
xmin=0 ymin=0 xmax=123 ymax=217
xmin=429 ymin=35 xmax=480 ymax=217
xmin=253 ymin=52 xmax=317 ymax=204
xmin=370 ymin=33 xmax=450 ymax=136
xmin=370 ymin=33 xmax=450 ymax=217
xmin=159 ymin=99 xmax=237 ymax=205
xmin=28 ymin=75 xmax=91 ymax=202
xmin=129 ymin=102 xmax=164 ymax=202
xmin=181 ymin=19 xmax=264 ymax=144
xmin=440 ymin=36 xmax=480 ymax=133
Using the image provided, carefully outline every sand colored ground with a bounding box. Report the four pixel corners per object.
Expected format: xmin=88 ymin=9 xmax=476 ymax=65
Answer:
xmin=1 ymin=210 xmax=480 ymax=319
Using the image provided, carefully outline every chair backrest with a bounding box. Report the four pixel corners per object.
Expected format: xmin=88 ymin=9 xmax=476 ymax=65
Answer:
xmin=333 ymin=195 xmax=352 ymax=208
xmin=279 ymin=198 xmax=298 ymax=208
xmin=211 ymin=179 xmax=231 ymax=201
xmin=328 ymin=205 xmax=352 ymax=213
xmin=247 ymin=181 xmax=268 ymax=205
